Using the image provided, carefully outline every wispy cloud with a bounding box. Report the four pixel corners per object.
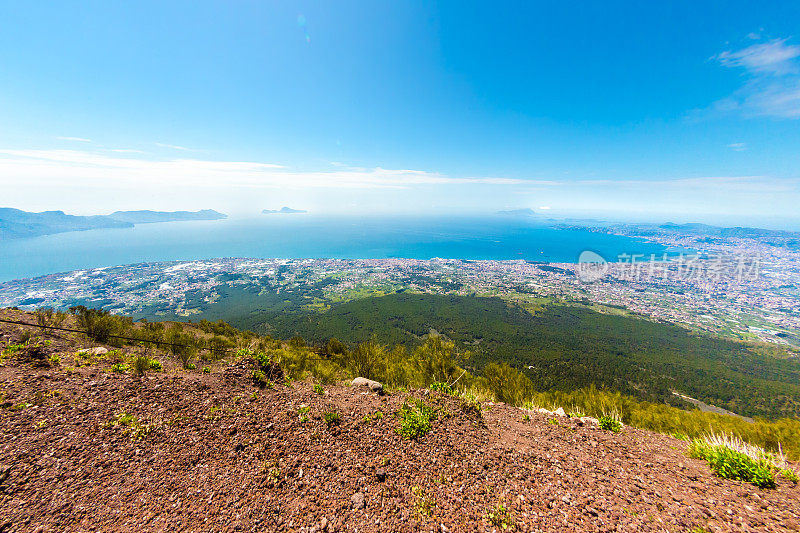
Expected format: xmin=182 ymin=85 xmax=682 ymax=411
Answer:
xmin=56 ymin=136 xmax=92 ymax=143
xmin=727 ymin=142 xmax=747 ymax=151
xmin=0 ymin=149 xmax=522 ymax=190
xmin=108 ymin=148 xmax=145 ymax=154
xmin=716 ymin=38 xmax=800 ymax=74
xmin=712 ymin=37 xmax=800 ymax=119
xmin=155 ymin=142 xmax=196 ymax=151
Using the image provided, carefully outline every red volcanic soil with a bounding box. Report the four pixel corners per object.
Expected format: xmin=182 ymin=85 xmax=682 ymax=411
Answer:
xmin=0 ymin=309 xmax=798 ymax=532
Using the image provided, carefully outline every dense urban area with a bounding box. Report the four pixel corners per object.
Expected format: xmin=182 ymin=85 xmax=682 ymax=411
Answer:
xmin=1 ymin=225 xmax=798 ymax=351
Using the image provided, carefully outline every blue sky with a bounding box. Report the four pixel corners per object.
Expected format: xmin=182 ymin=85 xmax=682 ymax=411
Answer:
xmin=1 ymin=1 xmax=800 ymax=223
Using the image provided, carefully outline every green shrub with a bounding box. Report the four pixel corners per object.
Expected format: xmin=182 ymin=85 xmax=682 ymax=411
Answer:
xmin=298 ymin=405 xmax=311 ymax=423
xmin=396 ymin=399 xmax=437 ymax=440
xmin=412 ymin=336 xmax=463 ymax=386
xmin=429 ymin=381 xmax=454 ymax=395
xmin=202 ymin=366 xmax=211 ymax=374
xmin=166 ymin=325 xmax=199 ymax=368
xmin=69 ymin=306 xmax=132 ymax=346
xmin=481 ymin=362 xmax=534 ymax=406
xmin=207 ymin=335 xmax=235 ymax=360
xmin=599 ymin=414 xmax=623 ymax=433
xmin=323 ymin=411 xmax=341 ymax=426
xmin=313 ymin=383 xmax=325 ymax=395
xmin=252 ymin=369 xmax=267 ymax=387
xmin=133 ymin=355 xmax=151 ymax=376
xmin=149 ymin=359 xmax=163 ymax=371
xmin=186 ymin=362 xmax=196 ymax=370
xmin=111 ymin=362 xmax=129 ymax=373
xmin=689 ymin=437 xmax=776 ymax=489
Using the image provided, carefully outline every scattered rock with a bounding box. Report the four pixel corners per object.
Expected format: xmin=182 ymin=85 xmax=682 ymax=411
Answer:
xmin=350 ymin=492 xmax=365 ymax=509
xmin=351 ymin=377 xmax=383 ymax=394
xmin=375 ymin=468 xmax=386 ymax=482
xmin=77 ymin=347 xmax=108 ymax=356
xmin=554 ymin=407 xmax=566 ymax=417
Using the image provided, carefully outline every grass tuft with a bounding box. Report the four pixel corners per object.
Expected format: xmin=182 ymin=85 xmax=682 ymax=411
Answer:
xmin=689 ymin=433 xmax=780 ymax=489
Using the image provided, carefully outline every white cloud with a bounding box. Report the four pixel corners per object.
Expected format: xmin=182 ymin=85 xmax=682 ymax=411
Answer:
xmin=716 ymin=39 xmax=800 ymax=74
xmin=727 ymin=142 xmax=747 ymax=151
xmin=56 ymin=136 xmax=92 ymax=143
xmin=155 ymin=142 xmax=196 ymax=151
xmin=712 ymin=37 xmax=800 ymax=119
xmin=0 ymin=148 xmax=522 ymax=191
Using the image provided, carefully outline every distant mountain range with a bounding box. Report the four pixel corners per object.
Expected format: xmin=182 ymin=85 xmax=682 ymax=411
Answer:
xmin=0 ymin=208 xmax=227 ymax=239
xmin=616 ymin=222 xmax=800 ymax=249
xmin=262 ymin=207 xmax=307 ymax=214
xmin=107 ymin=209 xmax=227 ymax=224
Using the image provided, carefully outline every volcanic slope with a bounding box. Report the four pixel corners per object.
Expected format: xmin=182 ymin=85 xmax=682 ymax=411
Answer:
xmin=0 ymin=311 xmax=798 ymax=532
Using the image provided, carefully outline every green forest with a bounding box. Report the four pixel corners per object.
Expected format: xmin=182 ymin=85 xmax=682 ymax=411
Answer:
xmin=233 ymin=293 xmax=800 ymax=420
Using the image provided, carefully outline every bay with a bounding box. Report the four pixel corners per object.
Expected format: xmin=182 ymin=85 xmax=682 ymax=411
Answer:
xmin=0 ymin=215 xmax=676 ymax=282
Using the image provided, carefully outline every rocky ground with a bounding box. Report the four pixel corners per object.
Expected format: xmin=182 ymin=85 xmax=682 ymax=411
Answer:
xmin=0 ymin=309 xmax=798 ymax=532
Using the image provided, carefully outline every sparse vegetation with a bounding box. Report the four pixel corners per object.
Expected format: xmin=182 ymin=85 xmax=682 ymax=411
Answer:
xmin=486 ymin=502 xmax=515 ymax=530
xmin=780 ymin=468 xmax=799 ymax=483
xmin=107 ymin=411 xmax=154 ymax=440
xmin=323 ymin=411 xmax=340 ymax=426
xmin=111 ymin=362 xmax=129 ymax=373
xmin=411 ymin=485 xmax=435 ymax=517
xmin=313 ymin=383 xmax=324 ymax=395
xmin=396 ymin=399 xmax=437 ymax=440
xmin=298 ymin=405 xmax=311 ymax=423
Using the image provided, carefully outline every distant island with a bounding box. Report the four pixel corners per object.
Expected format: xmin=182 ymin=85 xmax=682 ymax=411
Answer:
xmin=262 ymin=207 xmax=307 ymax=214
xmin=497 ymin=208 xmax=539 ymax=216
xmin=0 ymin=208 xmax=227 ymax=239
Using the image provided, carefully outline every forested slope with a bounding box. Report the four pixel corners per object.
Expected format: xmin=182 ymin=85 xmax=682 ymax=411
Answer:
xmin=258 ymin=293 xmax=800 ymax=419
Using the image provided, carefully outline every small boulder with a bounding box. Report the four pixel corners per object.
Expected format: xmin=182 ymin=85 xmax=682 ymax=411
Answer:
xmin=553 ymin=407 xmax=566 ymax=417
xmin=78 ymin=347 xmax=108 ymax=356
xmin=537 ymin=408 xmax=552 ymax=415
xmin=351 ymin=377 xmax=383 ymax=394
xmin=375 ymin=468 xmax=386 ymax=482
xmin=351 ymin=492 xmax=365 ymax=509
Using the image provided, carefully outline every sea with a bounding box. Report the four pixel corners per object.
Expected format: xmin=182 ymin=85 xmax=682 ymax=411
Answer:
xmin=0 ymin=215 xmax=680 ymax=282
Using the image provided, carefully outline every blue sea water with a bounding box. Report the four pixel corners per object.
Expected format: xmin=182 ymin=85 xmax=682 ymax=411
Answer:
xmin=0 ymin=215 xmax=677 ymax=282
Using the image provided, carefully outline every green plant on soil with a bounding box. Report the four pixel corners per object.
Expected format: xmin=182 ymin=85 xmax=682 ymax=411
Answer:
xmin=411 ymin=485 xmax=435 ymax=517
xmin=688 ymin=434 xmax=779 ymax=489
xmin=323 ymin=411 xmax=341 ymax=426
xmin=599 ymin=414 xmax=623 ymax=433
xmin=396 ymin=399 xmax=437 ymax=440
xmin=486 ymin=502 xmax=515 ymax=530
